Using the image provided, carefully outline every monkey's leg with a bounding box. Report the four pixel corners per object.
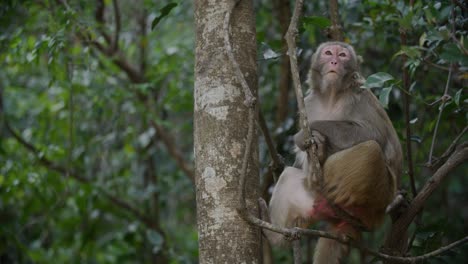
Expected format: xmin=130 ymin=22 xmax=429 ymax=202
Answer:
xmin=322 ymin=140 xmax=395 ymax=228
xmin=313 ymin=224 xmax=359 ymax=264
xmin=266 ymin=167 xmax=315 ymax=246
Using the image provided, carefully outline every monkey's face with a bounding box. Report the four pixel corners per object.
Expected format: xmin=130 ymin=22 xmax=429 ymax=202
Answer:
xmin=310 ymin=42 xmax=359 ymax=93
xmin=318 ymin=44 xmax=352 ymax=81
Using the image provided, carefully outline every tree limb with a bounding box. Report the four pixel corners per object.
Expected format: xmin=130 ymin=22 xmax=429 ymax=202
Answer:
xmin=111 ymin=0 xmax=121 ymax=52
xmin=428 ymin=126 xmax=467 ymax=170
xmin=328 ymin=0 xmax=344 ymax=41
xmin=151 ymin=121 xmax=195 ymax=182
xmin=392 ymin=143 xmax=468 ymax=236
xmin=3 ymin=118 xmax=157 ymax=230
xmin=258 ymin=110 xmax=284 ymax=178
xmin=400 ymin=29 xmax=416 ymax=196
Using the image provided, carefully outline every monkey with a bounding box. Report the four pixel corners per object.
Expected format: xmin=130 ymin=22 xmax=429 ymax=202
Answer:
xmin=264 ymin=42 xmax=403 ymax=264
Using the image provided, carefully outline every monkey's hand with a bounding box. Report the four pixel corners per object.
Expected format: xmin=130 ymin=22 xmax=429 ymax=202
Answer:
xmin=294 ymin=129 xmax=326 ymax=163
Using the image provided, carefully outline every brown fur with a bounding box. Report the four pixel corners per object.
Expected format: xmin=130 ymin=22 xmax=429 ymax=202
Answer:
xmin=267 ymin=42 xmax=402 ymax=263
xmin=323 ymin=140 xmax=394 ymax=228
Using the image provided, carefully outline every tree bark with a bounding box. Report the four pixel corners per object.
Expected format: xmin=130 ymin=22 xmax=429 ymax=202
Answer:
xmin=194 ymin=0 xmax=260 ymax=263
xmin=275 ymin=0 xmax=292 ymax=126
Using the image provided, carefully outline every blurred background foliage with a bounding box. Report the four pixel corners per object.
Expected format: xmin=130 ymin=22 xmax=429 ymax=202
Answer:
xmin=0 ymin=0 xmax=466 ymax=263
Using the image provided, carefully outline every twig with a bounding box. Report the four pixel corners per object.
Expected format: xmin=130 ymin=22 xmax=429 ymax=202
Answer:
xmin=429 ymin=126 xmax=468 ymax=169
xmin=392 ymin=144 xmax=468 ymax=237
xmin=138 ymin=8 xmax=148 ymax=73
xmin=111 ymin=0 xmax=121 ymax=52
xmin=285 ymin=0 xmax=323 ymax=190
xmin=328 ymin=0 xmax=343 ymax=41
xmin=151 ymin=121 xmax=195 ymax=182
xmin=452 ymin=0 xmax=468 ymax=12
xmin=258 ymin=110 xmax=284 ymax=179
xmin=252 ymin=201 xmax=468 ymax=263
xmin=92 ymin=0 xmax=113 ymax=45
xmin=428 ymin=65 xmax=453 ymax=164
xmin=4 ymin=120 xmax=89 ymax=183
xmin=3 ymin=119 xmax=158 ymax=229
xmin=223 ymin=0 xmax=257 ymax=211
xmin=400 ymin=28 xmax=416 ymax=196
xmin=223 ymin=0 xmax=255 ymax=107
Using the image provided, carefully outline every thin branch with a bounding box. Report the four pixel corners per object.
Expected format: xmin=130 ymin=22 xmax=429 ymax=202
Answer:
xmin=400 ymin=29 xmax=416 ymax=196
xmin=151 ymin=121 xmax=195 ymax=182
xmin=428 ymin=64 xmax=453 ymax=164
xmin=258 ymin=110 xmax=284 ymax=178
xmin=274 ymin=0 xmax=291 ymax=126
xmin=392 ymin=144 xmax=468 ymax=237
xmin=328 ymin=0 xmax=344 ymax=41
xmin=223 ymin=0 xmax=257 ymax=213
xmin=255 ymin=199 xmax=468 ymax=263
xmin=111 ymin=0 xmax=121 ymax=52
xmin=285 ymin=0 xmax=323 ymax=190
xmin=92 ymin=0 xmax=113 ymax=45
xmin=3 ymin=119 xmax=158 ymax=229
xmin=429 ymin=126 xmax=468 ymax=169
xmin=223 ymin=0 xmax=255 ymax=107
xmin=4 ymin=120 xmax=89 ymax=184
xmin=138 ymin=7 xmax=148 ymax=73
xmin=452 ymin=0 xmax=468 ymax=12
xmin=421 ymin=57 xmax=453 ymax=71
xmin=101 ymin=190 xmax=154 ymax=227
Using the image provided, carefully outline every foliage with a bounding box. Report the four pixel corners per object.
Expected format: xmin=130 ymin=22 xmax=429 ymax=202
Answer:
xmin=0 ymin=0 xmax=466 ymax=263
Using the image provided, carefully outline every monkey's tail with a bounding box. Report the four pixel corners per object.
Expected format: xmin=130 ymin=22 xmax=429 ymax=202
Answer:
xmin=313 ymin=226 xmax=360 ymax=264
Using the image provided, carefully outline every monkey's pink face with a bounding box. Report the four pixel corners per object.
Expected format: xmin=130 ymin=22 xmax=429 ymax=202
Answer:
xmin=318 ymin=45 xmax=352 ymax=80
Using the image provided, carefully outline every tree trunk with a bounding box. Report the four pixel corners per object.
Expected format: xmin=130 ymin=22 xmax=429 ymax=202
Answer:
xmin=194 ymin=0 xmax=260 ymax=263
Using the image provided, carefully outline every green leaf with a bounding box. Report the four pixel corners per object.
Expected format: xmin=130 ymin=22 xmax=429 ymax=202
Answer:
xmin=303 ymin=16 xmax=331 ymax=30
xmin=362 ymin=72 xmax=395 ymax=89
xmin=393 ymin=46 xmax=422 ymax=60
xmin=379 ymin=87 xmax=392 ymax=108
xmin=440 ymin=43 xmax=467 ymax=65
xmin=146 ymin=230 xmax=164 ymax=253
xmin=410 ymin=135 xmax=422 ymax=144
xmin=151 ymin=3 xmax=178 ymax=30
xmin=454 ymin=89 xmax=462 ymax=106
xmin=260 ymin=42 xmax=280 ymax=60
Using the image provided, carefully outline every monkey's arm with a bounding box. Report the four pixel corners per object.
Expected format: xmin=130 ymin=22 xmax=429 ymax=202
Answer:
xmin=295 ymin=120 xmax=383 ymax=154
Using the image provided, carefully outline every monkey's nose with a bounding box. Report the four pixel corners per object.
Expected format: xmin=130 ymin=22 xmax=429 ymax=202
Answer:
xmin=331 ymin=60 xmax=338 ymax=65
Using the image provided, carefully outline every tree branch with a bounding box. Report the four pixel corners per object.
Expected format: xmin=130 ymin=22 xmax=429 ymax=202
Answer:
xmin=392 ymin=143 xmax=468 ymax=235
xmin=328 ymin=0 xmax=343 ymax=41
xmin=2 ymin=118 xmax=158 ymax=230
xmin=400 ymin=29 xmax=416 ymax=196
xmin=4 ymin=119 xmax=89 ymax=184
xmin=255 ymin=198 xmax=468 ymax=263
xmin=111 ymin=0 xmax=121 ymax=52
xmin=258 ymin=110 xmax=284 ymax=178
xmin=285 ymin=0 xmax=323 ymax=190
xmin=428 ymin=64 xmax=454 ymax=164
xmin=429 ymin=126 xmax=467 ymax=170
xmin=151 ymin=121 xmax=195 ymax=182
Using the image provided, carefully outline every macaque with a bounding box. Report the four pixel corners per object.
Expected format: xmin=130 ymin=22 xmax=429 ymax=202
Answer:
xmin=265 ymin=42 xmax=402 ymax=263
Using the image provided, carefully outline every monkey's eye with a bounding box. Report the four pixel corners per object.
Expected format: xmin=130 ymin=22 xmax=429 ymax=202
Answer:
xmin=325 ymin=50 xmax=332 ymax=55
xmin=339 ymin=53 xmax=347 ymax=57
